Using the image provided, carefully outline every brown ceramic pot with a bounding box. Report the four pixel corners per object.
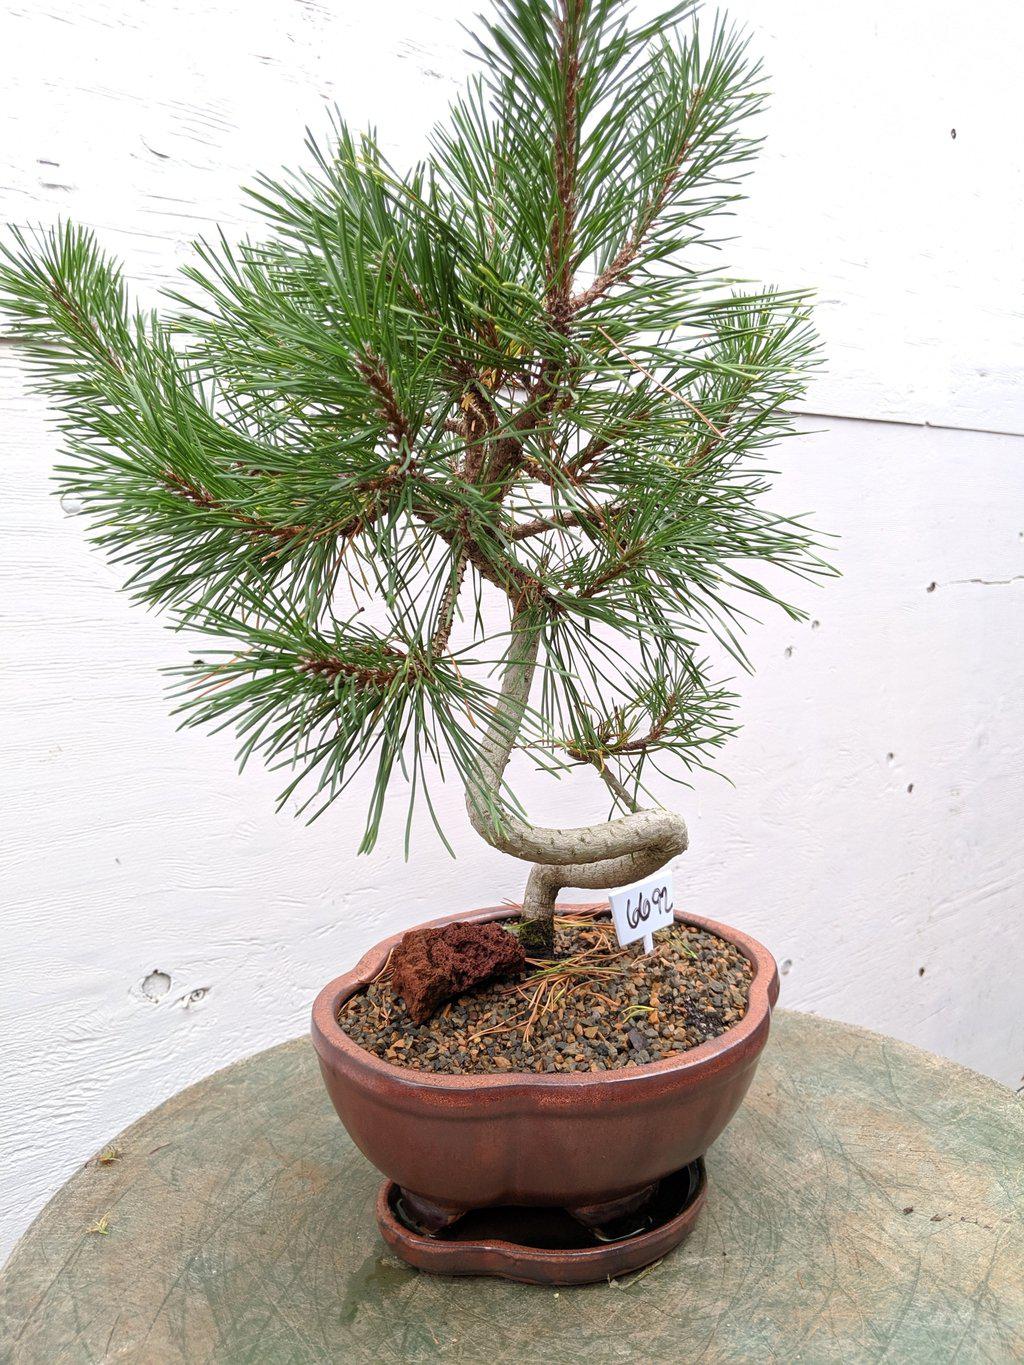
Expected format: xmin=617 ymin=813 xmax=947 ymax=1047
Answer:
xmin=311 ymin=904 xmax=779 ymax=1215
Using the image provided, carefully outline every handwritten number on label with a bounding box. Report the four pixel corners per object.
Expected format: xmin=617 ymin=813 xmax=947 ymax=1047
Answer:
xmin=624 ymin=884 xmax=674 ymax=929
xmin=609 ymin=872 xmax=676 ymax=953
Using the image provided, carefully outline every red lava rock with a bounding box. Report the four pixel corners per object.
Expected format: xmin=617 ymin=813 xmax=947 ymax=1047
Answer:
xmin=390 ymin=922 xmax=527 ymax=1024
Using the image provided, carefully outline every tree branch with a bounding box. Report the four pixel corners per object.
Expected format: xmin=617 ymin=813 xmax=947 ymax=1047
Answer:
xmin=163 ymin=469 xmax=397 ymax=550
xmin=298 ymin=651 xmax=404 ymax=688
xmin=46 ymin=282 xmax=125 ymax=374
xmin=429 ymin=546 xmax=469 ymax=654
xmin=564 ymin=701 xmax=675 ymax=762
xmin=355 ymin=352 xmax=413 ymax=451
xmin=546 ymin=0 xmax=582 ymax=326
xmin=578 ymin=541 xmax=646 ymax=598
xmin=508 ymin=507 xmax=591 ymax=540
xmin=163 ymin=471 xmax=316 ymax=544
xmin=569 ymin=124 xmax=693 ymax=315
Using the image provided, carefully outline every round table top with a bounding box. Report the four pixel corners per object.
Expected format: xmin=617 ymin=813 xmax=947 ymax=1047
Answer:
xmin=2 ymin=1011 xmax=1022 ymax=1363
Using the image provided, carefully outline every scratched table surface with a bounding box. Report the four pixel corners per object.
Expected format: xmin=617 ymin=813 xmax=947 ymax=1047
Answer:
xmin=1 ymin=1011 xmax=1022 ymax=1364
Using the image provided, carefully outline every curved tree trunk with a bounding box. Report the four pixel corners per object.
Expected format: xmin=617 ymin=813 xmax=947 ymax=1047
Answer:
xmin=464 ymin=616 xmax=688 ymax=955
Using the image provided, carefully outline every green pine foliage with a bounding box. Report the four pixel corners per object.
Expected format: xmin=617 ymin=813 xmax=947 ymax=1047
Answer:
xmin=0 ymin=0 xmax=831 ymax=852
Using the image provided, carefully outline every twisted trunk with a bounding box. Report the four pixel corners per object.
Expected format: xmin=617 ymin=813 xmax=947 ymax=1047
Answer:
xmin=464 ymin=617 xmax=688 ymax=954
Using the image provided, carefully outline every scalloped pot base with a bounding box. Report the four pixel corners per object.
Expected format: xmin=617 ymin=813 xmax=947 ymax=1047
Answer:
xmin=310 ymin=904 xmax=779 ymax=1276
xmin=378 ymin=1160 xmax=707 ymax=1285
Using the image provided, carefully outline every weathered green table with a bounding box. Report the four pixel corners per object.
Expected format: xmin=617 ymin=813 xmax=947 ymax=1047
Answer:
xmin=2 ymin=1011 xmax=1022 ymax=1363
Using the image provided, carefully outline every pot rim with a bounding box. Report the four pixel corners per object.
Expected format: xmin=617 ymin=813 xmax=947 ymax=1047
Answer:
xmin=311 ymin=903 xmax=779 ymax=1091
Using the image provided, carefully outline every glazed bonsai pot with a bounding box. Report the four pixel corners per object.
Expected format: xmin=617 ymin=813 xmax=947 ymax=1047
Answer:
xmin=311 ymin=903 xmax=779 ymax=1216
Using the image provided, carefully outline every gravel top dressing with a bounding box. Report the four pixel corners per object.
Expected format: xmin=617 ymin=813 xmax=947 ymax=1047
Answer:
xmin=338 ymin=912 xmax=754 ymax=1074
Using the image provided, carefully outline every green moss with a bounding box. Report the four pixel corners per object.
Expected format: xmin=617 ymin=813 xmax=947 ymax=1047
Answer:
xmin=518 ymin=915 xmax=555 ymax=957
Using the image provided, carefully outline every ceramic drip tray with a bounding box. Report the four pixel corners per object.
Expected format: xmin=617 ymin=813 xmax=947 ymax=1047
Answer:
xmin=376 ymin=1160 xmax=707 ymax=1285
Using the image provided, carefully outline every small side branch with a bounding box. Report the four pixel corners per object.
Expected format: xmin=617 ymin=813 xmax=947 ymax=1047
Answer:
xmin=162 ymin=470 xmax=395 ymax=552
xmin=546 ymin=0 xmax=582 ymax=324
xmin=356 ymin=353 xmax=413 ymax=451
xmin=430 ymin=547 xmax=469 ymax=654
xmin=569 ymin=123 xmax=694 ymax=315
xmin=508 ymin=507 xmax=594 ymax=540
xmin=298 ymin=653 xmax=403 ymax=688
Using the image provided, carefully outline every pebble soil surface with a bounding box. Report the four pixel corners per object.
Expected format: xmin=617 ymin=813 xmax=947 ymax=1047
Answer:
xmin=338 ymin=914 xmax=753 ymax=1074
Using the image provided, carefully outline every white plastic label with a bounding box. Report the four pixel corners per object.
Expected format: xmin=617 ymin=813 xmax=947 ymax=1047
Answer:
xmin=608 ymin=870 xmax=675 ymax=953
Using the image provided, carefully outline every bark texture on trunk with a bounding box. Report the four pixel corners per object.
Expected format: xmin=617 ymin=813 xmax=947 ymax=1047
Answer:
xmin=464 ymin=618 xmax=688 ymax=952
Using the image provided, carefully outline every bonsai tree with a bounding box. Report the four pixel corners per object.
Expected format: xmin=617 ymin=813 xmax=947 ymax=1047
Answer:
xmin=1 ymin=0 xmax=827 ymax=956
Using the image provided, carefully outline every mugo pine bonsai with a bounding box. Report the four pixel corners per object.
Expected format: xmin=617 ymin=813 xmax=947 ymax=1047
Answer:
xmin=1 ymin=1 xmax=829 ymax=954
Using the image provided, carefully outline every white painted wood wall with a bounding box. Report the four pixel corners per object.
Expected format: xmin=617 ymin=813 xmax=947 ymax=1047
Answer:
xmin=2 ymin=0 xmax=1022 ymax=1259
